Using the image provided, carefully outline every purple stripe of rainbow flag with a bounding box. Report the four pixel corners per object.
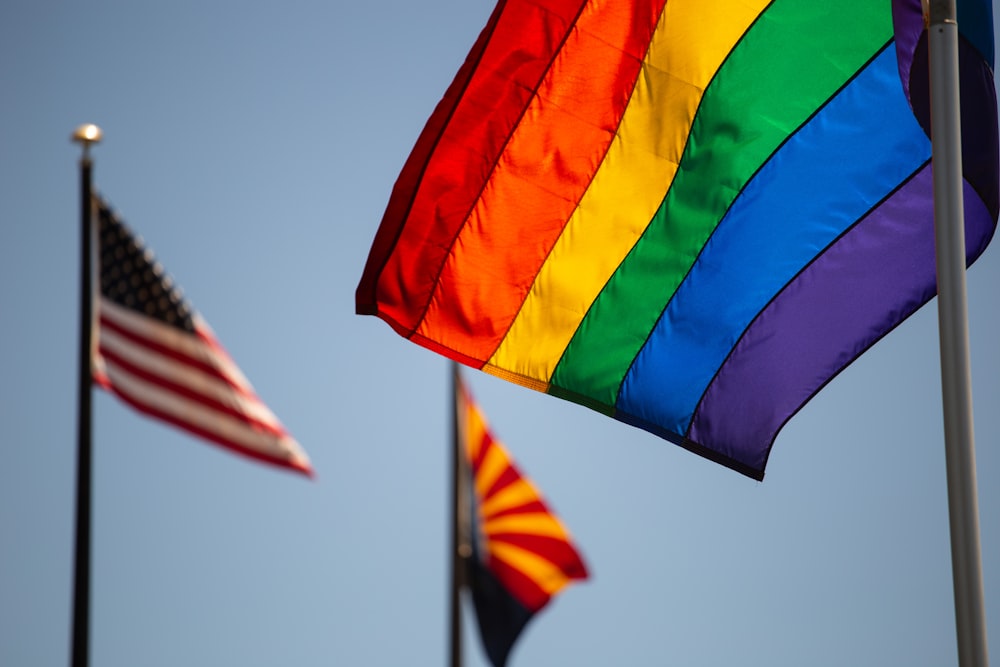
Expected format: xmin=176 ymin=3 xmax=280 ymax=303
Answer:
xmin=357 ymin=0 xmax=998 ymax=479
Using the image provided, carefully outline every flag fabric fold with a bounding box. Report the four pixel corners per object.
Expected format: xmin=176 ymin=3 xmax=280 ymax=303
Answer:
xmin=92 ymin=195 xmax=312 ymax=475
xmin=457 ymin=376 xmax=587 ymax=666
xmin=358 ymin=0 xmax=999 ymax=480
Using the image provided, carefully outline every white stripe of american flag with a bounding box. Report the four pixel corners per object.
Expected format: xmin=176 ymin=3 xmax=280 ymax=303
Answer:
xmin=95 ymin=301 xmax=310 ymax=472
xmin=98 ymin=302 xmax=283 ymax=431
xmin=92 ymin=195 xmax=311 ymax=475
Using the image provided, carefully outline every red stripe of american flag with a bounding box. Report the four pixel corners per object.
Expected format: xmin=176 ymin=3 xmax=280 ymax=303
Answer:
xmin=97 ymin=316 xmax=283 ymax=435
xmin=98 ymin=311 xmax=252 ymax=396
xmin=94 ymin=300 xmax=311 ymax=476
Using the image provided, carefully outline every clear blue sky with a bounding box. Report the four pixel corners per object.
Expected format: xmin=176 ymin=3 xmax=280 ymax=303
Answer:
xmin=1 ymin=2 xmax=998 ymax=665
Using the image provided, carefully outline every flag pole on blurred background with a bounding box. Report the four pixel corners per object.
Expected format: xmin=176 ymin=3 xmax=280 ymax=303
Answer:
xmin=449 ymin=363 xmax=589 ymax=667
xmin=68 ymin=119 xmax=315 ymax=667
xmin=449 ymin=360 xmax=468 ymax=667
xmin=71 ymin=122 xmax=102 ymax=667
xmin=926 ymin=2 xmax=989 ymax=665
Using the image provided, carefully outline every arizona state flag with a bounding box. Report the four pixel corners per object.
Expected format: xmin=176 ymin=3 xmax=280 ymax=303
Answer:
xmin=456 ymin=375 xmax=587 ymax=666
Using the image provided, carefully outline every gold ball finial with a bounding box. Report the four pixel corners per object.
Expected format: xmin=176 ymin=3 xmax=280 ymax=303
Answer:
xmin=72 ymin=124 xmax=102 ymax=160
xmin=72 ymin=124 xmax=103 ymax=145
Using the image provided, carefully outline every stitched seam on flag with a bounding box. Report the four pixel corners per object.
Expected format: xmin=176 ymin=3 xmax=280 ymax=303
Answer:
xmin=551 ymin=5 xmax=889 ymax=408
xmin=416 ymin=1 xmax=664 ymax=362
xmin=545 ymin=374 xmax=767 ymax=478
xmin=545 ymin=1 xmax=776 ymax=394
xmin=612 ymin=39 xmax=897 ymax=412
xmin=97 ymin=342 xmax=285 ymax=436
xmin=482 ymin=362 xmax=551 ymax=393
xmin=674 ymin=40 xmax=902 ymax=439
xmin=493 ymin=1 xmax=774 ymax=382
xmin=411 ymin=0 xmax=596 ymax=335
xmin=619 ymin=42 xmax=933 ymax=442
xmin=685 ymin=159 xmax=930 ymax=453
xmin=356 ymin=0 xmax=513 ymax=316
xmin=709 ymin=171 xmax=937 ymax=480
xmin=610 ymin=408 xmax=765 ymax=479
xmin=484 ymin=0 xmax=672 ymax=373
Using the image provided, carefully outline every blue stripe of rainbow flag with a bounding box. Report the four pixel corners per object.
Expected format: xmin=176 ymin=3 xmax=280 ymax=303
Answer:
xmin=357 ymin=0 xmax=998 ymax=479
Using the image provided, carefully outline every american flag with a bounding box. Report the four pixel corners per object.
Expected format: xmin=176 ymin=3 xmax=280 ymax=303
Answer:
xmin=91 ymin=195 xmax=312 ymax=475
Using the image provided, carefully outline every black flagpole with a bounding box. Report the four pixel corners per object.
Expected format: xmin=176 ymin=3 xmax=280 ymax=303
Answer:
xmin=450 ymin=361 xmax=463 ymax=667
xmin=450 ymin=361 xmax=474 ymax=667
xmin=71 ymin=123 xmax=101 ymax=667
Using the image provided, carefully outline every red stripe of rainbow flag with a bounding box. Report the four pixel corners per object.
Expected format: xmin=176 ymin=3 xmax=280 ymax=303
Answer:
xmin=358 ymin=0 xmax=998 ymax=479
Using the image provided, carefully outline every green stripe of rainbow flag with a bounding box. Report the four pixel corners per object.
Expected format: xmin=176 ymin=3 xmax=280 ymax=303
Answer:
xmin=357 ymin=0 xmax=998 ymax=479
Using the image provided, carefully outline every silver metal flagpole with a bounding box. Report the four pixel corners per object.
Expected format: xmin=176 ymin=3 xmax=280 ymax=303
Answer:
xmin=71 ymin=123 xmax=101 ymax=667
xmin=926 ymin=2 xmax=989 ymax=665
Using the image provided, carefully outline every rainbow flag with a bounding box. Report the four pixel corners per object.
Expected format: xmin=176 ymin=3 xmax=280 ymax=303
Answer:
xmin=358 ymin=0 xmax=999 ymax=480
xmin=458 ymin=375 xmax=587 ymax=666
